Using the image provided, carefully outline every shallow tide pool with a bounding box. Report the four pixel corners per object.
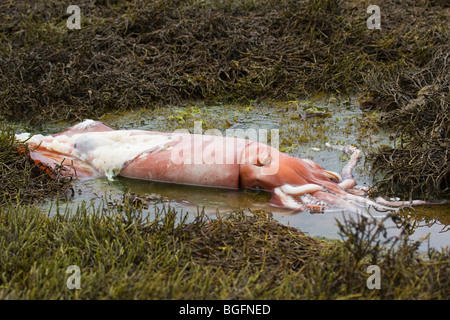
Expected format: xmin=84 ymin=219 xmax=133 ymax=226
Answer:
xmin=26 ymin=97 xmax=449 ymax=250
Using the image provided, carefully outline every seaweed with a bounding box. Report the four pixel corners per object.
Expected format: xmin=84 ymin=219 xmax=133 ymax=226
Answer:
xmin=367 ymin=45 xmax=449 ymax=199
xmin=0 ymin=123 xmax=71 ymax=204
xmin=1 ymin=200 xmax=448 ymax=299
xmin=0 ymin=0 xmax=411 ymax=123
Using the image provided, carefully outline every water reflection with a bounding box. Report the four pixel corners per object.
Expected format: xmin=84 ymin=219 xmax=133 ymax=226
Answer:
xmin=50 ymin=174 xmax=449 ymax=250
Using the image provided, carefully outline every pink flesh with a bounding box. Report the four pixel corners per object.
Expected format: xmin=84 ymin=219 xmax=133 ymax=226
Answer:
xmin=26 ymin=120 xmax=366 ymax=212
xmin=120 ymin=133 xmax=249 ymax=189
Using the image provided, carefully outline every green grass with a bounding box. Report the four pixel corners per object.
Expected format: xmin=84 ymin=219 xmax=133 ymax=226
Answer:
xmin=0 ymin=200 xmax=448 ymax=299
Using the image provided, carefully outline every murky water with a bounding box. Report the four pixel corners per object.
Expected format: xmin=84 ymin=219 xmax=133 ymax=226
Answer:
xmin=23 ymin=96 xmax=449 ymax=250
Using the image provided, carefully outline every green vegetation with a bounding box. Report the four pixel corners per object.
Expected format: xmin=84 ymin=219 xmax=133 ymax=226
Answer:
xmin=1 ymin=200 xmax=449 ymax=299
xmin=0 ymin=123 xmax=71 ymax=204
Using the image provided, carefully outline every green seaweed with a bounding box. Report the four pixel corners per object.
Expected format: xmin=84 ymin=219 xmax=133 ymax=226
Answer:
xmin=0 ymin=198 xmax=448 ymax=299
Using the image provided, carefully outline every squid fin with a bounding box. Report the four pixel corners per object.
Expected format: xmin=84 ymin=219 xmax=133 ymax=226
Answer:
xmin=29 ymin=146 xmax=100 ymax=180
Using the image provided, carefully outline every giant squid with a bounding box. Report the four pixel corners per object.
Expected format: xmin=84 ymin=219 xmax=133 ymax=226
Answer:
xmin=16 ymin=119 xmax=432 ymax=215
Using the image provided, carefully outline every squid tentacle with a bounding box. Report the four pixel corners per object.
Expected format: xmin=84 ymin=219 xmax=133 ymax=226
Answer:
xmin=375 ymin=197 xmax=447 ymax=208
xmin=346 ymin=185 xmax=369 ymax=196
xmin=326 ymin=143 xmax=362 ymax=192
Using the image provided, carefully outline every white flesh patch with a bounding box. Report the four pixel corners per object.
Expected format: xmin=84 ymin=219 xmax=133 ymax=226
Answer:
xmin=72 ymin=119 xmax=97 ymax=130
xmin=280 ymin=184 xmax=323 ymax=196
xmin=273 ymin=187 xmax=306 ymax=210
xmin=16 ymin=130 xmax=171 ymax=181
